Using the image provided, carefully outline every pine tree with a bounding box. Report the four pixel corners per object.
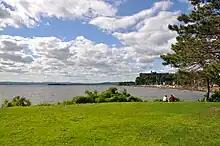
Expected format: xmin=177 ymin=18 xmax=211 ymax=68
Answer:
xmin=161 ymin=0 xmax=220 ymax=100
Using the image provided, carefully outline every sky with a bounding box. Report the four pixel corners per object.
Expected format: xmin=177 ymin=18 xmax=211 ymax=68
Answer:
xmin=0 ymin=0 xmax=192 ymax=82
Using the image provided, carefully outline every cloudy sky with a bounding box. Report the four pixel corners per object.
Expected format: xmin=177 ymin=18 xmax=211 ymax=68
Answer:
xmin=0 ymin=0 xmax=191 ymax=82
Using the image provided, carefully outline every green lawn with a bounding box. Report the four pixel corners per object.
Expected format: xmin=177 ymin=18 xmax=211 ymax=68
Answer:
xmin=0 ymin=103 xmax=220 ymax=146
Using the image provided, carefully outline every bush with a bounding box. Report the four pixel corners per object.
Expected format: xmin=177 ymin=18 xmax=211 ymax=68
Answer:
xmin=75 ymin=96 xmax=95 ymax=104
xmin=118 ymin=96 xmax=128 ymax=102
xmin=2 ymin=96 xmax=31 ymax=108
xmin=108 ymin=95 xmax=128 ymax=102
xmin=128 ymin=96 xmax=143 ymax=102
xmin=62 ymin=87 xmax=143 ymax=104
xmin=199 ymin=91 xmax=220 ymax=102
xmin=62 ymin=98 xmax=76 ymax=105
xmin=209 ymin=90 xmax=220 ymax=102
xmin=121 ymin=89 xmax=131 ymax=97
xmin=2 ymin=100 xmax=13 ymax=108
xmin=101 ymin=91 xmax=113 ymax=99
xmin=62 ymin=100 xmax=75 ymax=105
xmin=107 ymin=87 xmax=118 ymax=94
xmin=85 ymin=90 xmax=99 ymax=99
xmin=153 ymin=99 xmax=163 ymax=102
xmin=95 ymin=96 xmax=108 ymax=103
xmin=108 ymin=96 xmax=119 ymax=102
xmin=174 ymin=97 xmax=180 ymax=102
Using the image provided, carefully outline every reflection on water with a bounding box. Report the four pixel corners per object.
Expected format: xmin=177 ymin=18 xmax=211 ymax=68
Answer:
xmin=0 ymin=85 xmax=205 ymax=105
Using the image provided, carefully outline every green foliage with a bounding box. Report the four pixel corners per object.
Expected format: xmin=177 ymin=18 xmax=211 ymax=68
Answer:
xmin=2 ymin=100 xmax=13 ymax=108
xmin=63 ymin=87 xmax=143 ymax=104
xmin=37 ymin=103 xmax=55 ymax=106
xmin=161 ymin=0 xmax=220 ymax=99
xmin=75 ymin=96 xmax=95 ymax=104
xmin=62 ymin=99 xmax=76 ymax=105
xmin=117 ymin=82 xmax=135 ymax=86
xmin=135 ymin=77 xmax=146 ymax=85
xmin=153 ymin=99 xmax=163 ymax=102
xmin=95 ymin=96 xmax=108 ymax=103
xmin=107 ymin=87 xmax=118 ymax=94
xmin=174 ymin=97 xmax=181 ymax=102
xmin=109 ymin=95 xmax=128 ymax=102
xmin=121 ymin=89 xmax=131 ymax=97
xmin=208 ymin=90 xmax=220 ymax=102
xmin=128 ymin=96 xmax=143 ymax=102
xmin=2 ymin=96 xmax=31 ymax=108
xmin=135 ymin=73 xmax=175 ymax=85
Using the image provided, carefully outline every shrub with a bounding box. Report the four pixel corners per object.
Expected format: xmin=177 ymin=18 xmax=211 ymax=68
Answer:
xmin=198 ymin=97 xmax=206 ymax=102
xmin=65 ymin=87 xmax=144 ymax=104
xmin=118 ymin=96 xmax=128 ymax=102
xmin=62 ymin=98 xmax=76 ymax=105
xmin=2 ymin=100 xmax=13 ymax=108
xmin=174 ymin=97 xmax=180 ymax=102
xmin=95 ymin=96 xmax=108 ymax=103
xmin=101 ymin=91 xmax=112 ymax=99
xmin=128 ymin=96 xmax=143 ymax=102
xmin=85 ymin=90 xmax=99 ymax=99
xmin=153 ymin=99 xmax=163 ymax=102
xmin=209 ymin=90 xmax=220 ymax=102
xmin=109 ymin=95 xmax=128 ymax=102
xmin=2 ymin=96 xmax=31 ymax=108
xmin=12 ymin=96 xmax=31 ymax=106
xmin=108 ymin=96 xmax=119 ymax=102
xmin=121 ymin=89 xmax=131 ymax=97
xmin=107 ymin=87 xmax=118 ymax=94
xmin=75 ymin=96 xmax=95 ymax=104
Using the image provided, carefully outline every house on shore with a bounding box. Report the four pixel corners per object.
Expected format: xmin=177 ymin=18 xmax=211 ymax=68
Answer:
xmin=137 ymin=71 xmax=175 ymax=85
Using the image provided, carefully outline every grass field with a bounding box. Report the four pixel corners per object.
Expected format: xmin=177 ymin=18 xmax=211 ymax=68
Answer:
xmin=0 ymin=102 xmax=220 ymax=146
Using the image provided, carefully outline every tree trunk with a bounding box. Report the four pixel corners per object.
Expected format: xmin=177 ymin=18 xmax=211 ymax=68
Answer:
xmin=206 ymin=78 xmax=210 ymax=101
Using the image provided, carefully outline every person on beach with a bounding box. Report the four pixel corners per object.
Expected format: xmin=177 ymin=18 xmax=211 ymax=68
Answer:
xmin=169 ymin=94 xmax=175 ymax=102
xmin=163 ymin=95 xmax=168 ymax=102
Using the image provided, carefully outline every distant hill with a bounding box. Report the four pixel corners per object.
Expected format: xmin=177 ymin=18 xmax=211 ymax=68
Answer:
xmin=0 ymin=82 xmax=118 ymax=85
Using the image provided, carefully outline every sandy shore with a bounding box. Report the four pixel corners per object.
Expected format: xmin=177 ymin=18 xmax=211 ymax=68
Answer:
xmin=128 ymin=85 xmax=220 ymax=92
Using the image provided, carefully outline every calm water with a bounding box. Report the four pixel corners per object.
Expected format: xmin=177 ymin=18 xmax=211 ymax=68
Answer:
xmin=0 ymin=85 xmax=205 ymax=105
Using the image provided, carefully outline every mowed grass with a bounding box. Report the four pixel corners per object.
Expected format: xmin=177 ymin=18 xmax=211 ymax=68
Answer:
xmin=0 ymin=103 xmax=220 ymax=146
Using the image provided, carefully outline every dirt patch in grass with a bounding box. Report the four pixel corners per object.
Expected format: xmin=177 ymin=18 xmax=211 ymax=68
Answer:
xmin=208 ymin=106 xmax=220 ymax=114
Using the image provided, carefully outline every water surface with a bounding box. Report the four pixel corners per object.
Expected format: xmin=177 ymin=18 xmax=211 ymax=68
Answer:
xmin=0 ymin=85 xmax=205 ymax=105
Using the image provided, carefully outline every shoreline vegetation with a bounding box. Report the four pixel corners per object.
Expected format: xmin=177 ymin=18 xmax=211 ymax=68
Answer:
xmin=1 ymin=87 xmax=144 ymax=108
xmin=119 ymin=84 xmax=220 ymax=92
xmin=116 ymin=71 xmax=220 ymax=92
xmin=2 ymin=87 xmax=220 ymax=108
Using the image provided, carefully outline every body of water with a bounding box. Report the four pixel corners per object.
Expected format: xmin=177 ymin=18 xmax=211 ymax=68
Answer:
xmin=0 ymin=85 xmax=205 ymax=105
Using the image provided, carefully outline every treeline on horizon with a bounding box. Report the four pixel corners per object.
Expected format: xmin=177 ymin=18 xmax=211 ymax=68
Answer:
xmin=0 ymin=82 xmax=117 ymax=85
xmin=118 ymin=70 xmax=220 ymax=88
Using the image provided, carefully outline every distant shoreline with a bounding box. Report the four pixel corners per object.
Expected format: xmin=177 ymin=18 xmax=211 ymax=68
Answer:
xmin=0 ymin=83 xmax=218 ymax=92
xmin=0 ymin=82 xmax=117 ymax=86
xmin=120 ymin=85 xmax=220 ymax=92
xmin=119 ymin=85 xmax=208 ymax=92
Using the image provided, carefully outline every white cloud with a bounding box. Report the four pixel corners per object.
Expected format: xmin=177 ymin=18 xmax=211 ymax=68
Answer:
xmin=0 ymin=2 xmax=36 ymax=29
xmin=89 ymin=1 xmax=180 ymax=75
xmin=0 ymin=35 xmax=160 ymax=82
xmin=89 ymin=0 xmax=174 ymax=32
xmin=0 ymin=0 xmax=122 ymax=29
xmin=113 ymin=11 xmax=179 ymax=56
xmin=0 ymin=0 xmax=180 ymax=82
